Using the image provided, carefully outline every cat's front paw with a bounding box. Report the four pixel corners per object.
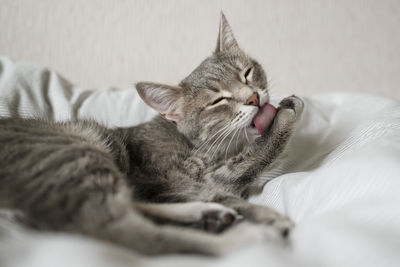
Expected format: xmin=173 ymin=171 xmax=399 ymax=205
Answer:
xmin=275 ymin=95 xmax=304 ymax=128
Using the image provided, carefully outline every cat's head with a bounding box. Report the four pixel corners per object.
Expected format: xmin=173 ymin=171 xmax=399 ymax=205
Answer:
xmin=136 ymin=13 xmax=270 ymax=156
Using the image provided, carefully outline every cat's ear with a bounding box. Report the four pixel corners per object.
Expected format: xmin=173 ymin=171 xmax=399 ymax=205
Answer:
xmin=136 ymin=82 xmax=183 ymax=122
xmin=215 ymin=12 xmax=239 ymax=53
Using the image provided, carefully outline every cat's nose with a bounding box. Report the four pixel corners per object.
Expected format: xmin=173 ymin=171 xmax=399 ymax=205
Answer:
xmin=246 ymin=92 xmax=259 ymax=106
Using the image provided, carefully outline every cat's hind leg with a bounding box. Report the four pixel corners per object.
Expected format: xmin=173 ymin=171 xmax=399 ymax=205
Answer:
xmin=72 ymin=184 xmax=284 ymax=255
xmin=94 ymin=204 xmax=284 ymax=255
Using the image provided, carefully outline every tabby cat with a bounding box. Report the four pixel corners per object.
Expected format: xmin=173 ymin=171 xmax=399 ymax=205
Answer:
xmin=0 ymin=13 xmax=303 ymax=255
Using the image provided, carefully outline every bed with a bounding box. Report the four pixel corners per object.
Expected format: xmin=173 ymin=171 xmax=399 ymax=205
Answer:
xmin=1 ymin=56 xmax=400 ymax=267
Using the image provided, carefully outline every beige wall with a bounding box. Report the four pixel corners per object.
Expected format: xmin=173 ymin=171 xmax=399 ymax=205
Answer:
xmin=1 ymin=0 xmax=399 ymax=99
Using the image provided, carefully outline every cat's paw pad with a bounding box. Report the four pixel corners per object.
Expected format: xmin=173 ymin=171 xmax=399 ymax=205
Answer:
xmin=279 ymin=95 xmax=304 ymax=117
xmin=201 ymin=205 xmax=243 ymax=233
xmin=276 ymin=95 xmax=304 ymax=126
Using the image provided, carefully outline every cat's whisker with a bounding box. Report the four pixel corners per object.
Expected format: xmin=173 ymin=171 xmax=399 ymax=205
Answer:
xmin=193 ymin=124 xmax=229 ymax=154
xmin=195 ymin=124 xmax=230 ymax=155
xmin=209 ymin=128 xmax=233 ymax=157
xmin=235 ymin=128 xmax=243 ymax=152
xmin=267 ymin=77 xmax=277 ymax=92
xmin=224 ymin=128 xmax=239 ymax=161
xmin=224 ymin=128 xmax=238 ymax=160
xmin=210 ymin=127 xmax=234 ymax=159
xmin=244 ymin=127 xmax=250 ymax=144
xmin=204 ymin=126 xmax=232 ymax=158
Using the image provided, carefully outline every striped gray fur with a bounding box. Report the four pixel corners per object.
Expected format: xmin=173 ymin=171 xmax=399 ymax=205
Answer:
xmin=0 ymin=13 xmax=303 ymax=255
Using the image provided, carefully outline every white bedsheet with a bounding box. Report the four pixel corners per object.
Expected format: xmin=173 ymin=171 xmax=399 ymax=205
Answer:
xmin=1 ymin=56 xmax=400 ymax=267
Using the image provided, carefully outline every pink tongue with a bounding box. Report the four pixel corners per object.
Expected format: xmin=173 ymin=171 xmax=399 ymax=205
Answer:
xmin=253 ymin=103 xmax=277 ymax=135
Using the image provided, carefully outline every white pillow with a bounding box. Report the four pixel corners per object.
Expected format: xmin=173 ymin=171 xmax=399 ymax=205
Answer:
xmin=0 ymin=56 xmax=157 ymax=125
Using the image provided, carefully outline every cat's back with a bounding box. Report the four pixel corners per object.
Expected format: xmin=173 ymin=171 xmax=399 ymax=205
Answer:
xmin=0 ymin=118 xmax=111 ymax=153
xmin=0 ymin=118 xmax=118 ymax=181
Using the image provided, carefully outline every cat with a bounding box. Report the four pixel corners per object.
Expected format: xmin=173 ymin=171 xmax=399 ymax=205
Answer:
xmin=0 ymin=13 xmax=303 ymax=255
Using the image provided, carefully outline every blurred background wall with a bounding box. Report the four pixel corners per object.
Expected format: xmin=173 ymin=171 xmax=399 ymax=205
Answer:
xmin=1 ymin=0 xmax=399 ymax=99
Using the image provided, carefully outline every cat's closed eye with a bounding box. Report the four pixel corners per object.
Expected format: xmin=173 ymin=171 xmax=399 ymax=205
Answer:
xmin=211 ymin=97 xmax=225 ymax=105
xmin=242 ymin=67 xmax=253 ymax=85
xmin=208 ymin=97 xmax=232 ymax=107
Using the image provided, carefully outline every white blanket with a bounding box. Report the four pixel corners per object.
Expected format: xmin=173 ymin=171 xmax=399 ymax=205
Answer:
xmin=1 ymin=56 xmax=400 ymax=267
